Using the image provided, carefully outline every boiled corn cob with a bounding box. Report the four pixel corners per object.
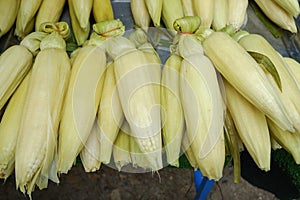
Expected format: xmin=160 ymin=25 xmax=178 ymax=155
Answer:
xmin=15 ymin=0 xmax=43 ymax=39
xmin=227 ymin=0 xmax=248 ymax=31
xmin=237 ymin=32 xmax=300 ymax=132
xmin=0 ymin=72 xmax=31 ymax=180
xmin=192 ymin=0 xmax=214 ymax=28
xmin=161 ymin=53 xmax=185 ymax=167
xmin=35 ymin=0 xmax=66 ymax=31
xmin=58 ymin=44 xmax=106 ymax=174
xmin=15 ymin=31 xmax=71 ymax=196
xmin=93 ymin=0 xmax=114 ymax=23
xmin=202 ymin=31 xmax=294 ymax=132
xmin=130 ymin=0 xmax=151 ymax=30
xmin=223 ymin=78 xmax=271 ymax=171
xmin=80 ymin=118 xmax=101 ymax=173
xmin=98 ymin=61 xmax=124 ymax=164
xmin=179 ymin=34 xmax=225 ymax=180
xmin=0 ymin=0 xmax=20 ymax=38
xmin=105 ymin=35 xmax=163 ymax=171
xmin=254 ymin=0 xmax=297 ymax=33
xmin=272 ymin=0 xmax=300 ymax=17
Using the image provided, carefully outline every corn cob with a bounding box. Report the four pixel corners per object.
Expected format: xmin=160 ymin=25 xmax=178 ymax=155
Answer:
xmin=237 ymin=33 xmax=300 ymax=133
xmin=69 ymin=0 xmax=93 ymax=30
xmin=130 ymin=0 xmax=151 ymax=30
xmin=0 ymin=0 xmax=20 ymax=38
xmin=15 ymin=31 xmax=71 ymax=196
xmin=145 ymin=0 xmax=163 ymax=27
xmin=179 ymin=34 xmax=225 ymax=180
xmin=192 ymin=0 xmax=214 ymax=28
xmin=181 ymin=0 xmax=194 ymax=16
xmin=161 ymin=53 xmax=185 ymax=167
xmin=93 ymin=0 xmax=114 ymax=23
xmin=223 ymin=78 xmax=271 ymax=171
xmin=80 ymin=118 xmax=101 ymax=173
xmin=0 ymin=72 xmax=31 ymax=180
xmin=202 ymin=31 xmax=294 ymax=132
xmin=284 ymin=57 xmax=300 ymax=83
xmin=272 ymin=0 xmax=300 ymax=17
xmin=58 ymin=45 xmax=106 ymax=174
xmin=181 ymin=130 xmax=198 ymax=169
xmin=113 ymin=120 xmax=132 ymax=171
xmin=212 ymin=0 xmax=228 ymax=31
xmin=68 ymin=0 xmax=90 ymax=46
xmin=98 ymin=61 xmax=124 ymax=164
xmin=105 ymin=35 xmax=163 ymax=171
xmin=15 ymin=0 xmax=43 ymax=39
xmin=227 ymin=0 xmax=248 ymax=31
xmin=161 ymin=0 xmax=184 ymax=30
xmin=254 ymin=0 xmax=297 ymax=33
xmin=0 ymin=45 xmax=33 ymax=111
xmin=35 ymin=0 xmax=66 ymax=31
xmin=268 ymin=119 xmax=300 ymax=164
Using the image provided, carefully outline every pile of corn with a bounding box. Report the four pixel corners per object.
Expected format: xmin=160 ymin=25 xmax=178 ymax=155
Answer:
xmin=0 ymin=0 xmax=300 ymax=198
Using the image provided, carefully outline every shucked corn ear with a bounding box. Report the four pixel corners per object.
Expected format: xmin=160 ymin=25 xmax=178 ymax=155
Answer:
xmin=223 ymin=78 xmax=271 ymax=171
xmin=93 ymin=0 xmax=114 ymax=23
xmin=272 ymin=0 xmax=300 ymax=17
xmin=161 ymin=0 xmax=184 ymax=31
xmin=35 ymin=0 xmax=66 ymax=31
xmin=227 ymin=0 xmax=248 ymax=31
xmin=161 ymin=53 xmax=185 ymax=167
xmin=254 ymin=0 xmax=297 ymax=33
xmin=268 ymin=119 xmax=300 ymax=164
xmin=80 ymin=118 xmax=101 ymax=173
xmin=0 ymin=72 xmax=31 ymax=180
xmin=237 ymin=32 xmax=300 ymax=133
xmin=98 ymin=61 xmax=124 ymax=164
xmin=130 ymin=0 xmax=151 ymax=30
xmin=15 ymin=31 xmax=71 ymax=196
xmin=179 ymin=34 xmax=225 ymax=180
xmin=0 ymin=0 xmax=20 ymax=38
xmin=202 ymin=31 xmax=294 ymax=132
xmin=15 ymin=0 xmax=43 ymax=39
xmin=192 ymin=0 xmax=214 ymax=28
xmin=58 ymin=44 xmax=106 ymax=174
xmin=0 ymin=45 xmax=33 ymax=111
xmin=145 ymin=0 xmax=163 ymax=27
xmin=105 ymin=35 xmax=163 ymax=171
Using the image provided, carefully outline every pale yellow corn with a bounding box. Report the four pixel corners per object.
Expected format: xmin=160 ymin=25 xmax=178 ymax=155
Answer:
xmin=161 ymin=0 xmax=184 ymax=30
xmin=212 ymin=0 xmax=228 ymax=31
xmin=227 ymin=0 xmax=248 ymax=31
xmin=202 ymin=31 xmax=294 ymax=132
xmin=179 ymin=34 xmax=225 ymax=180
xmin=0 ymin=0 xmax=20 ymax=38
xmin=223 ymin=78 xmax=271 ymax=171
xmin=58 ymin=45 xmax=106 ymax=174
xmin=268 ymin=119 xmax=300 ymax=164
xmin=35 ymin=0 xmax=66 ymax=31
xmin=161 ymin=53 xmax=185 ymax=167
xmin=0 ymin=71 xmax=31 ymax=180
xmin=0 ymin=45 xmax=32 ymax=111
xmin=192 ymin=0 xmax=214 ymax=28
xmin=238 ymin=33 xmax=300 ymax=133
xmin=254 ymin=0 xmax=297 ymax=33
xmin=15 ymin=32 xmax=71 ymax=196
xmin=15 ymin=0 xmax=43 ymax=39
xmin=106 ymin=36 xmax=163 ymax=171
xmin=93 ymin=0 xmax=114 ymax=23
xmin=145 ymin=0 xmax=163 ymax=27
xmin=98 ymin=62 xmax=124 ymax=164
xmin=80 ymin=118 xmax=101 ymax=173
xmin=273 ymin=0 xmax=300 ymax=17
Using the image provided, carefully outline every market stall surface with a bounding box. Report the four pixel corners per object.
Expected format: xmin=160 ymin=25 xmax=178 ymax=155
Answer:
xmin=0 ymin=164 xmax=277 ymax=200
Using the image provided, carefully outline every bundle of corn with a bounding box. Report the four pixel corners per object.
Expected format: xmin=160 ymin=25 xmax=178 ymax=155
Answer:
xmin=15 ymin=22 xmax=71 ymax=197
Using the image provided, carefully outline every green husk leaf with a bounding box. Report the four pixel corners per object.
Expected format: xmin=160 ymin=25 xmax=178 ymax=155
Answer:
xmin=39 ymin=22 xmax=70 ymax=39
xmin=40 ymin=32 xmax=66 ymax=51
xmin=173 ymin=16 xmax=201 ymax=33
xmin=93 ymin=19 xmax=125 ymax=37
xmin=248 ymin=51 xmax=282 ymax=91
